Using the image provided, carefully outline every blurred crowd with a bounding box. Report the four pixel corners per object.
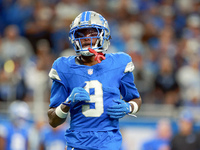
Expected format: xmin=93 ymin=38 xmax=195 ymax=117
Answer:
xmin=0 ymin=0 xmax=200 ymax=149
xmin=0 ymin=0 xmax=200 ymax=107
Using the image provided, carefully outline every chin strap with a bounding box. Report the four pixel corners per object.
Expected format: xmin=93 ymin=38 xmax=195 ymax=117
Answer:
xmin=88 ymin=48 xmax=106 ymax=63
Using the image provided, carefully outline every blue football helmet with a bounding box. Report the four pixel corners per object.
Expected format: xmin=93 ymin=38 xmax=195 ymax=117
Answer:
xmin=69 ymin=11 xmax=111 ymax=56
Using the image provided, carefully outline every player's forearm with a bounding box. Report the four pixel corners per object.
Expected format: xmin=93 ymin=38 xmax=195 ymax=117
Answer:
xmin=47 ymin=104 xmax=70 ymax=128
xmin=129 ymin=97 xmax=142 ymax=113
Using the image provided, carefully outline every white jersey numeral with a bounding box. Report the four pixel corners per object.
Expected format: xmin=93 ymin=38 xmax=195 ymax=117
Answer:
xmin=82 ymin=80 xmax=104 ymax=117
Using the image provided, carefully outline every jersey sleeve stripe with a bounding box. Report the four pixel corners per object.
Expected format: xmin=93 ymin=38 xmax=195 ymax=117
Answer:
xmin=124 ymin=62 xmax=135 ymax=73
xmin=49 ymin=68 xmax=61 ymax=81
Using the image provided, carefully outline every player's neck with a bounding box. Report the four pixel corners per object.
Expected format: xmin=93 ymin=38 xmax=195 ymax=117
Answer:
xmin=76 ymin=55 xmax=99 ymax=66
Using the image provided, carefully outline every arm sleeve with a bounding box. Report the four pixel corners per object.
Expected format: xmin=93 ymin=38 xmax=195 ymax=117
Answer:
xmin=120 ymin=72 xmax=140 ymax=101
xmin=119 ymin=53 xmax=140 ymax=101
xmin=49 ymin=80 xmax=69 ymax=107
xmin=48 ymin=57 xmax=69 ymax=107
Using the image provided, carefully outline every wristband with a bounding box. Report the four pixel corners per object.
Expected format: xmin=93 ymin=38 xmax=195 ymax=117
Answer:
xmin=128 ymin=102 xmax=132 ymax=113
xmin=55 ymin=104 xmax=68 ymax=119
xmin=128 ymin=101 xmax=139 ymax=114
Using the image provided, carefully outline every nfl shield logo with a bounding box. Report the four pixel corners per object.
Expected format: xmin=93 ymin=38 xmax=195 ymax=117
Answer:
xmin=88 ymin=69 xmax=93 ymax=75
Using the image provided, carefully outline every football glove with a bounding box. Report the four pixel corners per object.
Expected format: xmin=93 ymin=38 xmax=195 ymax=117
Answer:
xmin=62 ymin=86 xmax=90 ymax=108
xmin=107 ymin=99 xmax=131 ymax=119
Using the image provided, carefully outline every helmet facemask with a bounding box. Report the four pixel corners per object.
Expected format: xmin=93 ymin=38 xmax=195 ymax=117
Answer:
xmin=69 ymin=11 xmax=111 ymax=56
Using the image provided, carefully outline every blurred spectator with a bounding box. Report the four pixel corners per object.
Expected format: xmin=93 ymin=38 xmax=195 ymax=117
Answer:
xmin=154 ymin=56 xmax=180 ymax=105
xmin=0 ymin=27 xmax=29 ymax=101
xmin=176 ymin=56 xmax=200 ymax=106
xmin=0 ymin=25 xmax=34 ymax=66
xmin=173 ymin=40 xmax=188 ymax=71
xmin=0 ymin=58 xmax=27 ymax=101
xmin=157 ymin=26 xmax=177 ymax=58
xmin=132 ymin=53 xmax=155 ymax=103
xmin=183 ymin=14 xmax=200 ymax=39
xmin=25 ymin=0 xmax=53 ymax=53
xmin=170 ymin=109 xmax=200 ymax=150
xmin=0 ymin=100 xmax=33 ymax=150
xmin=24 ymin=39 xmax=54 ymax=121
xmin=141 ymin=118 xmax=172 ymax=150
xmin=39 ymin=123 xmax=67 ymax=150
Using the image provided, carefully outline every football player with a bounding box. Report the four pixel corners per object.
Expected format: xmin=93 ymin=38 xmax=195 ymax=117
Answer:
xmin=48 ymin=11 xmax=142 ymax=150
xmin=0 ymin=101 xmax=31 ymax=150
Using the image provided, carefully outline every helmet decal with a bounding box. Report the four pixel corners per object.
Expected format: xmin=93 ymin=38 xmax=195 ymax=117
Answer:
xmin=80 ymin=11 xmax=91 ymax=23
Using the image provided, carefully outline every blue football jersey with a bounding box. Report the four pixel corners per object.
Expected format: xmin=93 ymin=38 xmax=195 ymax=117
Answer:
xmin=40 ymin=125 xmax=66 ymax=150
xmin=0 ymin=121 xmax=29 ymax=150
xmin=49 ymin=52 xmax=140 ymax=131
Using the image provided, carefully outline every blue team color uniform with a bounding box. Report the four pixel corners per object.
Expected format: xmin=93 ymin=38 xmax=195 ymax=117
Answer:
xmin=49 ymin=52 xmax=140 ymax=150
xmin=40 ymin=125 xmax=66 ymax=150
xmin=0 ymin=121 xmax=29 ymax=150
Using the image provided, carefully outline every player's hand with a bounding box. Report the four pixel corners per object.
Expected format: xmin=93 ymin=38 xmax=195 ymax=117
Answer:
xmin=107 ymin=99 xmax=131 ymax=119
xmin=62 ymin=86 xmax=90 ymax=108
